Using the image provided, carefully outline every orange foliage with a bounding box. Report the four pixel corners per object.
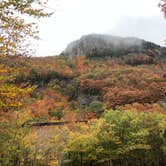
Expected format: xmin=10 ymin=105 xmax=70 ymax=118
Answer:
xmin=118 ymin=102 xmax=166 ymax=114
xmin=1 ymin=55 xmax=166 ymax=122
xmin=28 ymin=88 xmax=69 ymax=120
xmin=76 ymin=56 xmax=85 ymax=73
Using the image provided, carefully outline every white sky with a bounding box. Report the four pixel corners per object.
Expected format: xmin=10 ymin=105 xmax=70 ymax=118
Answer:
xmin=34 ymin=0 xmax=166 ymax=56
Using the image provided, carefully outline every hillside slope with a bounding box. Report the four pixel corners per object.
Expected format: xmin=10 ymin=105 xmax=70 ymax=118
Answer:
xmin=1 ymin=45 xmax=166 ymax=165
xmin=1 ymin=53 xmax=166 ymax=121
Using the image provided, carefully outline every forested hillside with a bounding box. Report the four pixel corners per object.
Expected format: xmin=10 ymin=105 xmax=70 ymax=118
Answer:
xmin=1 ymin=0 xmax=166 ymax=165
xmin=1 ymin=51 xmax=166 ymax=165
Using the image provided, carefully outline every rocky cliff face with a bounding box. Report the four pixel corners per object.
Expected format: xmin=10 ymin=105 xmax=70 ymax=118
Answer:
xmin=63 ymin=34 xmax=166 ymax=60
xmin=64 ymin=34 xmax=142 ymax=55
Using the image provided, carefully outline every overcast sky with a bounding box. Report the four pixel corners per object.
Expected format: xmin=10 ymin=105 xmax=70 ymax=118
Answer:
xmin=34 ymin=0 xmax=166 ymax=56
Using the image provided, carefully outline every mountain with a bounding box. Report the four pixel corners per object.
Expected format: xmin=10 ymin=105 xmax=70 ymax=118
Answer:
xmin=63 ymin=34 xmax=166 ymax=62
xmin=1 ymin=40 xmax=166 ymax=165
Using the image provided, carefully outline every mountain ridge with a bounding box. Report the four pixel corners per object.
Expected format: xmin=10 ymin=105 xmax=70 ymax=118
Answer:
xmin=63 ymin=34 xmax=166 ymax=61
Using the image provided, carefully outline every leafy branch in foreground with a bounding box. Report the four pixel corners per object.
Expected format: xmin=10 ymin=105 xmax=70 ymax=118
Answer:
xmin=0 ymin=0 xmax=52 ymax=56
xmin=160 ymin=0 xmax=166 ymax=16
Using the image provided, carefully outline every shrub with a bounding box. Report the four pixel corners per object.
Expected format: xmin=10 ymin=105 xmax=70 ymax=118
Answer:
xmin=48 ymin=109 xmax=63 ymax=120
xmin=87 ymin=101 xmax=104 ymax=113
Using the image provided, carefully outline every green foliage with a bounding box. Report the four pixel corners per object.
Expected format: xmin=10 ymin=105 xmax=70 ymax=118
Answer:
xmin=48 ymin=109 xmax=63 ymax=120
xmin=64 ymin=78 xmax=79 ymax=98
xmin=87 ymin=101 xmax=104 ymax=113
xmin=87 ymin=47 xmax=135 ymax=59
xmin=28 ymin=69 xmax=41 ymax=84
xmin=63 ymin=110 xmax=166 ymax=166
xmin=20 ymin=68 xmax=69 ymax=85
xmin=15 ymin=71 xmax=26 ymax=83
xmin=64 ymin=121 xmax=120 ymax=165
xmin=1 ymin=109 xmax=166 ymax=165
xmin=0 ymin=112 xmax=34 ymax=165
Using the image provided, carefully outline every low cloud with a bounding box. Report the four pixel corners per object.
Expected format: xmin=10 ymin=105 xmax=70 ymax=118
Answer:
xmin=109 ymin=15 xmax=166 ymax=46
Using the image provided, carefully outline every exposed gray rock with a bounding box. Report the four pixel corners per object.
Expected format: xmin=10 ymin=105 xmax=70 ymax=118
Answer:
xmin=64 ymin=34 xmax=145 ymax=56
xmin=63 ymin=34 xmax=166 ymax=60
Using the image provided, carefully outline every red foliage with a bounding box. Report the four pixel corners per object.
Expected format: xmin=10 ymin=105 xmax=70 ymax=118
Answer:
xmin=160 ymin=0 xmax=166 ymax=16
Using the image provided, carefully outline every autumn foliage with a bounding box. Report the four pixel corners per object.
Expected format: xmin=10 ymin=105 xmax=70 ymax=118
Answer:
xmin=0 ymin=1 xmax=166 ymax=164
xmin=1 ymin=52 xmax=166 ymax=165
xmin=160 ymin=0 xmax=166 ymax=16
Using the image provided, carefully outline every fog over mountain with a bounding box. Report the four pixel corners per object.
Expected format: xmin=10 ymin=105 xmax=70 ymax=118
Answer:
xmin=35 ymin=0 xmax=165 ymax=56
xmin=63 ymin=34 xmax=166 ymax=60
xmin=63 ymin=34 xmax=143 ymax=56
xmin=109 ymin=16 xmax=166 ymax=46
